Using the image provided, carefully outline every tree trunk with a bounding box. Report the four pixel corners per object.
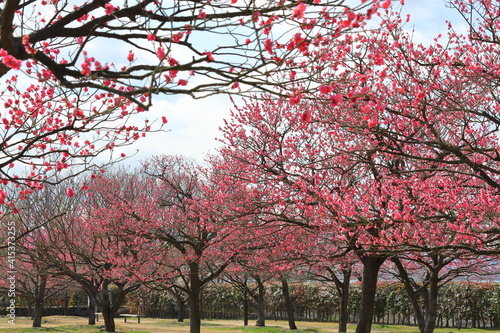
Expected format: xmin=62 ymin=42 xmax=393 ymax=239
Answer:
xmin=326 ymin=265 xmax=351 ymax=333
xmin=392 ymin=256 xmax=441 ymax=333
xmin=100 ymin=286 xmax=116 ymax=333
xmin=177 ymin=297 xmax=186 ymax=322
xmin=32 ymin=300 xmax=44 ymax=327
xmin=355 ymin=255 xmax=386 ymax=333
xmin=88 ymin=293 xmax=97 ymax=325
xmin=392 ymin=257 xmax=425 ymax=332
xmin=423 ymin=270 xmax=439 ymax=333
xmin=243 ymin=285 xmax=249 ymax=326
xmin=281 ymin=278 xmax=297 ymax=330
xmin=101 ymin=307 xmax=116 ymax=333
xmin=338 ymin=269 xmax=351 ymax=333
xmin=189 ymin=262 xmax=202 ymax=333
xmin=32 ymin=276 xmax=47 ymax=328
xmin=255 ymin=276 xmax=266 ymax=327
xmin=170 ymin=289 xmax=185 ymax=322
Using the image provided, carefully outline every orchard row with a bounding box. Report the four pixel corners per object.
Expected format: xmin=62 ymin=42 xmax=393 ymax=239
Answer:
xmin=0 ymin=1 xmax=499 ymax=333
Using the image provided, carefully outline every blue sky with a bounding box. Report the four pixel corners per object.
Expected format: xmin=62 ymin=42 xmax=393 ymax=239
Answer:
xmin=116 ymin=0 xmax=468 ymax=167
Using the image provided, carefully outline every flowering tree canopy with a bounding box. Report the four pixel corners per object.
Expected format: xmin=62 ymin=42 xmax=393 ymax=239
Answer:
xmin=0 ymin=0 xmax=386 ymax=209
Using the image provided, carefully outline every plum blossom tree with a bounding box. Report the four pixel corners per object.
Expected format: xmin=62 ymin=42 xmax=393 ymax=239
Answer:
xmin=0 ymin=0 xmax=386 ymax=209
xmin=88 ymin=155 xmax=261 ymax=333
xmin=389 ymin=252 xmax=499 ymax=333
xmin=27 ymin=177 xmax=159 ymax=332
xmin=0 ymin=222 xmax=72 ymax=328
xmin=218 ymin=0 xmax=500 ymax=329
xmin=0 ymin=0 xmax=384 ymax=101
xmin=218 ymin=89 xmax=500 ymax=333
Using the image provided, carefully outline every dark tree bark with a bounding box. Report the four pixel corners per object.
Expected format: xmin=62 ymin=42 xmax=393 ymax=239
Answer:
xmin=32 ymin=276 xmax=47 ymax=328
xmin=254 ymin=276 xmax=266 ymax=327
xmin=337 ymin=268 xmax=352 ymax=333
xmin=168 ymin=288 xmax=186 ymax=322
xmin=100 ymin=286 xmax=116 ymax=333
xmin=392 ymin=256 xmax=442 ymax=333
xmin=87 ymin=293 xmax=97 ymax=326
xmin=176 ymin=294 xmax=186 ymax=323
xmin=355 ymin=255 xmax=386 ymax=333
xmin=189 ymin=262 xmax=202 ymax=333
xmin=83 ymin=281 xmax=138 ymax=332
xmin=281 ymin=278 xmax=297 ymax=330
xmin=392 ymin=257 xmax=425 ymax=330
xmin=101 ymin=307 xmax=115 ymax=333
xmin=323 ymin=266 xmax=352 ymax=333
xmin=243 ymin=281 xmax=249 ymax=326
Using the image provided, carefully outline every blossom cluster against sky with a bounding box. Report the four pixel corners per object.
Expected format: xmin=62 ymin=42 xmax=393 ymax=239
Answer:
xmin=117 ymin=0 xmax=465 ymax=167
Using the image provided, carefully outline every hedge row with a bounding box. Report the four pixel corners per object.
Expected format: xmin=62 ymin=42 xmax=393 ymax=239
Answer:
xmin=2 ymin=280 xmax=499 ymax=328
xmin=136 ymin=281 xmax=500 ymax=328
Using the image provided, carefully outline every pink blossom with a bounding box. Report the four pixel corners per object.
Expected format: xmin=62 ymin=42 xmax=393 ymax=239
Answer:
xmin=2 ymin=55 xmax=22 ymax=70
xmin=318 ymin=85 xmax=333 ymax=95
xmin=127 ymin=51 xmax=134 ymax=62
xmin=198 ymin=11 xmax=207 ymax=19
xmin=301 ymin=110 xmax=312 ymax=122
xmin=264 ymin=38 xmax=274 ymax=54
xmin=104 ymin=3 xmax=115 ymax=15
xmin=0 ymin=190 xmax=6 ymax=205
xmin=156 ymin=47 xmax=166 ymax=59
xmin=162 ymin=116 xmax=168 ymax=124
xmin=81 ymin=61 xmax=91 ymax=75
xmin=329 ymin=93 xmax=343 ymax=106
xmin=67 ymin=187 xmax=75 ymax=197
xmin=289 ymin=91 xmax=302 ymax=105
xmin=147 ymin=33 xmax=156 ymax=41
xmin=202 ymin=52 xmax=214 ymax=61
xmin=178 ymin=79 xmax=188 ymax=86
xmin=292 ymin=3 xmax=307 ymax=19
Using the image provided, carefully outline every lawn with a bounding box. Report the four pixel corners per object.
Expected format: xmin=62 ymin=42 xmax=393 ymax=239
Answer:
xmin=0 ymin=316 xmax=499 ymax=333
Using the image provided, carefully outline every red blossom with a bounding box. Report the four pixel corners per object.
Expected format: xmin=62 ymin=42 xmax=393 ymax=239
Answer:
xmin=156 ymin=47 xmax=166 ymax=59
xmin=318 ymin=85 xmax=334 ymax=94
xmin=301 ymin=110 xmax=312 ymax=122
xmin=202 ymin=52 xmax=214 ymax=61
xmin=329 ymin=93 xmax=343 ymax=106
xmin=2 ymin=55 xmax=22 ymax=70
xmin=292 ymin=3 xmax=307 ymax=19
xmin=104 ymin=3 xmax=115 ymax=15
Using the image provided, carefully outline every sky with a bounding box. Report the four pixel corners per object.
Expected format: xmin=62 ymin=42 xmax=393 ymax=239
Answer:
xmin=117 ymin=0 xmax=467 ymax=167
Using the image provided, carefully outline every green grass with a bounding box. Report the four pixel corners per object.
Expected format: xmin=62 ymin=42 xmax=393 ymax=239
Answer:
xmin=211 ymin=327 xmax=320 ymax=333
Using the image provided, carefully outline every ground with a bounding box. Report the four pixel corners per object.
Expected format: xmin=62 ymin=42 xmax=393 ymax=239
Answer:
xmin=0 ymin=316 xmax=498 ymax=333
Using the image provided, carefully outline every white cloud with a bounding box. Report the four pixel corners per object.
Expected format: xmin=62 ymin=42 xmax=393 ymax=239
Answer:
xmin=119 ymin=93 xmax=232 ymax=165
